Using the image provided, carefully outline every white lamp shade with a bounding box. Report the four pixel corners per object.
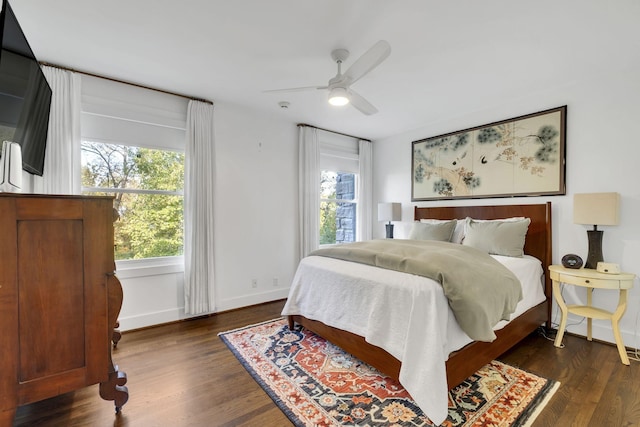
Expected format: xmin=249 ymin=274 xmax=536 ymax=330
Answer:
xmin=378 ymin=202 xmax=401 ymax=222
xmin=573 ymin=192 xmax=620 ymax=226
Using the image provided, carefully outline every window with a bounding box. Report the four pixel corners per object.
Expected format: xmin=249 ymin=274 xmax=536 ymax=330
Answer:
xmin=318 ymin=130 xmax=360 ymax=246
xmin=79 ymin=74 xmax=188 ymax=263
xmin=320 ymin=171 xmax=357 ymax=245
xmin=81 ymin=141 xmax=184 ymax=260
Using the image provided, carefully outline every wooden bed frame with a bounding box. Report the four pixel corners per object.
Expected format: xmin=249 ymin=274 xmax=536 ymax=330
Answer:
xmin=288 ymin=202 xmax=552 ymax=389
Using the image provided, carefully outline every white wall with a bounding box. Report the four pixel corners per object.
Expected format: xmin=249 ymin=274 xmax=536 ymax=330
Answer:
xmin=212 ymin=102 xmax=298 ymax=310
xmin=118 ymin=101 xmax=298 ymax=330
xmin=373 ymin=65 xmax=640 ymax=348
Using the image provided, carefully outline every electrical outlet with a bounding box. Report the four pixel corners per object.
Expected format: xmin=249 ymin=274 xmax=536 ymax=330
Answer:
xmin=251 ymin=279 xmax=257 ymax=288
xmin=273 ymin=277 xmax=278 ymax=287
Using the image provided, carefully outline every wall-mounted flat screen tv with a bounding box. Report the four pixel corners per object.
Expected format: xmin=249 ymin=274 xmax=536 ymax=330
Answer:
xmin=0 ymin=0 xmax=51 ymax=176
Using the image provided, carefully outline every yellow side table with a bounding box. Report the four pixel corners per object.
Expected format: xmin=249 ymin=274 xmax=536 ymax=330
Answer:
xmin=549 ymin=265 xmax=636 ymax=365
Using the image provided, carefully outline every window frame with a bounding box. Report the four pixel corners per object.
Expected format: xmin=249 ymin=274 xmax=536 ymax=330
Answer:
xmin=318 ymin=170 xmax=359 ymax=248
xmin=79 ymin=73 xmax=189 ymax=269
xmin=80 ymin=140 xmax=186 ymax=264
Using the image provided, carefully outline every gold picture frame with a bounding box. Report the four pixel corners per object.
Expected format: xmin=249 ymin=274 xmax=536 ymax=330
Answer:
xmin=411 ymin=106 xmax=566 ymax=201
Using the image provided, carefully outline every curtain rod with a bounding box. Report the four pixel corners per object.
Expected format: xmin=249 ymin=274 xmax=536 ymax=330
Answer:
xmin=297 ymin=123 xmax=371 ymax=142
xmin=40 ymin=61 xmax=213 ymax=105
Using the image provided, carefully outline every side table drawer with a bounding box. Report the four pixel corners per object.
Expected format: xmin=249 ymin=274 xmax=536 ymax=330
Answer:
xmin=557 ymin=273 xmax=620 ymax=289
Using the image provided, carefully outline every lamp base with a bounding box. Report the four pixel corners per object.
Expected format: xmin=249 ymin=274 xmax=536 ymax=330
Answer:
xmin=585 ymin=230 xmax=604 ymax=269
xmin=385 ymin=223 xmax=394 ymax=239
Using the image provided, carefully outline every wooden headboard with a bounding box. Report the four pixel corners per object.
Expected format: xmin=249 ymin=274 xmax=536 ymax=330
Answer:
xmin=414 ymin=202 xmax=552 ymax=326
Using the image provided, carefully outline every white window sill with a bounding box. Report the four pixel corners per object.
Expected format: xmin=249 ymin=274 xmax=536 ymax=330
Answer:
xmin=318 ymin=242 xmax=355 ymax=249
xmin=115 ymin=256 xmax=184 ymax=279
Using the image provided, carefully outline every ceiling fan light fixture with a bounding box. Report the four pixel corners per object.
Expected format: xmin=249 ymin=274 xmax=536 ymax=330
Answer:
xmin=328 ymin=87 xmax=349 ymax=106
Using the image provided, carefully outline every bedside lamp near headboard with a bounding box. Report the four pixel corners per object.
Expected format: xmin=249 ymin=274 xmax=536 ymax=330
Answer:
xmin=573 ymin=192 xmax=620 ymax=269
xmin=378 ymin=202 xmax=401 ymax=239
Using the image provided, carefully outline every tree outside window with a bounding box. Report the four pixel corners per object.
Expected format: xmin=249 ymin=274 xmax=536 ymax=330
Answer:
xmin=81 ymin=141 xmax=184 ymax=260
xmin=320 ymin=171 xmax=357 ymax=245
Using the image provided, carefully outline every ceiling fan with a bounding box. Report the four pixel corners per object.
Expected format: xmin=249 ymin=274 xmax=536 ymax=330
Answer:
xmin=265 ymin=40 xmax=391 ymax=115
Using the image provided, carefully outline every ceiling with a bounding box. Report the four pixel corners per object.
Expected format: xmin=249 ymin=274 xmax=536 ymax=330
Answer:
xmin=9 ymin=0 xmax=640 ymax=140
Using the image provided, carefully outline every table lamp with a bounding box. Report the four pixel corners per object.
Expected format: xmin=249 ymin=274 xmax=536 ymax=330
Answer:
xmin=573 ymin=192 xmax=619 ymax=269
xmin=378 ymin=202 xmax=401 ymax=239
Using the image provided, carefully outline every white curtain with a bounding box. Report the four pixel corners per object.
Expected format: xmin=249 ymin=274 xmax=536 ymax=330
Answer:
xmin=184 ymin=100 xmax=216 ymax=315
xmin=357 ymin=139 xmax=373 ymax=241
xmin=32 ymin=66 xmax=81 ymax=194
xmin=298 ymin=126 xmax=320 ymax=259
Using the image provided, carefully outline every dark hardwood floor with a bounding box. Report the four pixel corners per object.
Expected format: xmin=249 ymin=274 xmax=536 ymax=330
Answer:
xmin=12 ymin=299 xmax=640 ymax=426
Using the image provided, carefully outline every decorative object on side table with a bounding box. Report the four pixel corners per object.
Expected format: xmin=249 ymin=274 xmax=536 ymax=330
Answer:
xmin=596 ymin=262 xmax=621 ymax=274
xmin=378 ymin=202 xmax=401 ymax=238
xmin=573 ymin=192 xmax=619 ymax=269
xmin=561 ymin=254 xmax=583 ymax=269
xmin=549 ymin=265 xmax=635 ymax=365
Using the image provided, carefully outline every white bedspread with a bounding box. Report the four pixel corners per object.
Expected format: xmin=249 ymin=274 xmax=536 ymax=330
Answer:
xmin=280 ymin=254 xmax=545 ymax=425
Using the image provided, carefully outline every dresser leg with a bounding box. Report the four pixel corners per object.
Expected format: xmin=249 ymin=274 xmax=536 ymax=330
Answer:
xmin=112 ymin=321 xmax=122 ymax=349
xmin=98 ymin=274 xmax=129 ymax=412
xmin=99 ymin=367 xmax=129 ymax=412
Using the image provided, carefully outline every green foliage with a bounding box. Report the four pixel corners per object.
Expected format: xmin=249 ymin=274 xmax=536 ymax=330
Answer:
xmin=134 ymin=149 xmax=184 ymax=191
xmin=81 ymin=142 xmax=184 ymax=260
xmin=118 ymin=193 xmax=184 ymax=259
xmin=320 ymin=171 xmax=337 ymax=245
xmin=320 ymin=201 xmax=337 ymax=245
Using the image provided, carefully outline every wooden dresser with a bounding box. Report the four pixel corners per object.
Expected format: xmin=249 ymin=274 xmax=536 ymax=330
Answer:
xmin=0 ymin=194 xmax=128 ymax=426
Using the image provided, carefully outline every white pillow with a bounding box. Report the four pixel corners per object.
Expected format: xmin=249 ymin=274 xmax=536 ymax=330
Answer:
xmin=417 ymin=216 xmax=526 ymax=245
xmin=409 ymin=219 xmax=457 ymax=241
xmin=461 ymin=216 xmax=525 ymax=243
xmin=419 ymin=218 xmax=464 ymax=243
xmin=462 ymin=217 xmax=531 ymax=257
xmin=464 ymin=216 xmax=526 ymax=223
xmin=452 ymin=221 xmax=466 ymax=244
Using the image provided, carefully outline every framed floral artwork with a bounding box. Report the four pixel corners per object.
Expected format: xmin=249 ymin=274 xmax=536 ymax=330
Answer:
xmin=411 ymin=106 xmax=566 ymax=201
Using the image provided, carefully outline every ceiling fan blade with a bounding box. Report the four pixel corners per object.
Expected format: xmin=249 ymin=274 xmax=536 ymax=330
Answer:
xmin=263 ymin=85 xmax=327 ymax=93
xmin=349 ymin=89 xmax=378 ymax=115
xmin=343 ymin=40 xmax=391 ymax=85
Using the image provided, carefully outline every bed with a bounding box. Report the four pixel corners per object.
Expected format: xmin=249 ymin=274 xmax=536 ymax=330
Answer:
xmin=281 ymin=202 xmax=552 ymax=424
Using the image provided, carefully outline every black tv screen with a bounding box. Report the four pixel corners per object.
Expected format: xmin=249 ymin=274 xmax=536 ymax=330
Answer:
xmin=0 ymin=0 xmax=52 ymax=176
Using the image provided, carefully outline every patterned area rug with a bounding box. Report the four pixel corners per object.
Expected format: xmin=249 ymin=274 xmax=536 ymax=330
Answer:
xmin=219 ymin=318 xmax=559 ymax=427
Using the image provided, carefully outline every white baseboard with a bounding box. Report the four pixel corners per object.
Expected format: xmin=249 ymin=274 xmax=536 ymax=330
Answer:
xmin=215 ymin=288 xmax=290 ymax=313
xmin=117 ymin=288 xmax=289 ymax=332
xmin=118 ymin=307 xmax=186 ymax=331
